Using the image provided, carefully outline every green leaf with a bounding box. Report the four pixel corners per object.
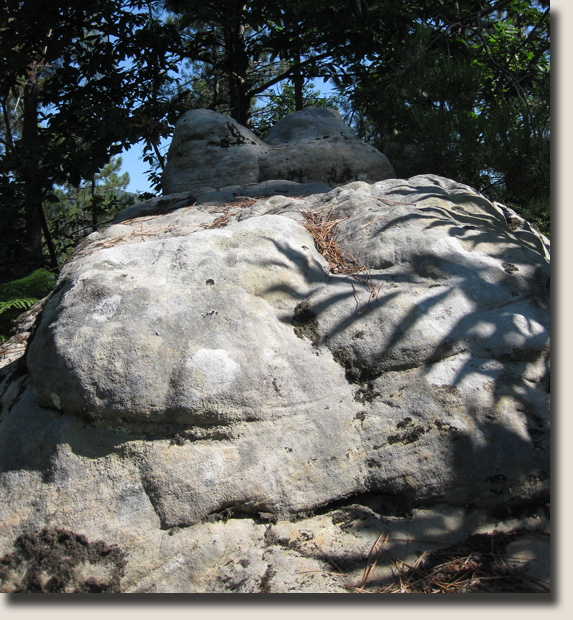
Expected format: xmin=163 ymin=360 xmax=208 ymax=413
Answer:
xmin=0 ymin=297 xmax=38 ymax=315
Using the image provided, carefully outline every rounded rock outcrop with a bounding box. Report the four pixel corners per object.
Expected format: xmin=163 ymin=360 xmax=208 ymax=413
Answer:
xmin=162 ymin=107 xmax=395 ymax=194
xmin=0 ymin=107 xmax=549 ymax=593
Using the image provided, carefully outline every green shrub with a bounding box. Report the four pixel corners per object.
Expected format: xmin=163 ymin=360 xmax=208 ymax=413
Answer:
xmin=0 ymin=269 xmax=57 ymax=343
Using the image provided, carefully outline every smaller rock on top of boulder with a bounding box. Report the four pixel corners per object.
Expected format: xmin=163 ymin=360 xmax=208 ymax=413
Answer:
xmin=264 ymin=107 xmax=357 ymax=144
xmin=162 ymin=107 xmax=395 ymax=195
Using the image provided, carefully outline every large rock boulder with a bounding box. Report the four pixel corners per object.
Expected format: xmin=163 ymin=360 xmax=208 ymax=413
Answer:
xmin=0 ymin=174 xmax=549 ymax=593
xmin=162 ymin=107 xmax=395 ymax=194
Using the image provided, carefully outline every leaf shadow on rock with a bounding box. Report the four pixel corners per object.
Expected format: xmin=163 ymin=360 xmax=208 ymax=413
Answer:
xmin=258 ymin=235 xmax=331 ymax=289
xmin=0 ymin=182 xmax=550 ymax=592
xmin=255 ymin=231 xmax=550 ymax=590
xmin=261 ymin=199 xmax=550 ymax=508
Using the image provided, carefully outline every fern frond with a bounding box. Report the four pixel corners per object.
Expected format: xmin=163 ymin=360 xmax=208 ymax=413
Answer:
xmin=0 ymin=269 xmax=57 ymax=300
xmin=0 ymin=297 xmax=38 ymax=316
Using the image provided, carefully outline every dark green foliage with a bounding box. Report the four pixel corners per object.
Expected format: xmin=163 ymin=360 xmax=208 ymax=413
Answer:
xmin=251 ymin=82 xmax=340 ymax=137
xmin=45 ymin=157 xmax=136 ymax=264
xmin=0 ymin=0 xmax=180 ymax=271
xmin=337 ymin=1 xmax=550 ymax=235
xmin=0 ymin=268 xmax=57 ymax=342
xmin=163 ymin=0 xmax=371 ymax=126
xmin=160 ymin=1 xmax=549 ymax=234
xmin=0 ymin=0 xmax=551 ymax=262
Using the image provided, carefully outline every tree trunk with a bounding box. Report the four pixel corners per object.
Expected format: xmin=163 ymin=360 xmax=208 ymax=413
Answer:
xmin=293 ymin=50 xmax=304 ymax=111
xmin=21 ymin=63 xmax=45 ymax=267
xmin=223 ymin=11 xmax=251 ymax=126
xmin=211 ymin=44 xmax=221 ymax=110
xmin=91 ymin=172 xmax=98 ymax=229
xmin=21 ymin=61 xmax=59 ymax=271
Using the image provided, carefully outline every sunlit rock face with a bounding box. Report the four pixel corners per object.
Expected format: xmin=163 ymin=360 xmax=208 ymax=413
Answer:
xmin=0 ymin=111 xmax=549 ymax=595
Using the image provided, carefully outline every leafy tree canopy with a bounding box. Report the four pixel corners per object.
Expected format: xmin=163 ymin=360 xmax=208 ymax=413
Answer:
xmin=0 ymin=0 xmax=551 ymax=285
xmin=336 ymin=0 xmax=550 ymax=231
xmin=1 ymin=0 xmax=181 ymax=273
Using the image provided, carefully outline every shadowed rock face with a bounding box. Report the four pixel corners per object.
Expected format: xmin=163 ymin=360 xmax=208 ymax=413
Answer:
xmin=162 ymin=107 xmax=396 ymax=194
xmin=1 ymin=167 xmax=549 ymax=592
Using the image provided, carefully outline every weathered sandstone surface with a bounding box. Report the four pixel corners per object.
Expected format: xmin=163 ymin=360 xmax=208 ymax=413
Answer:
xmin=162 ymin=107 xmax=395 ymax=194
xmin=0 ymin=111 xmax=549 ymax=593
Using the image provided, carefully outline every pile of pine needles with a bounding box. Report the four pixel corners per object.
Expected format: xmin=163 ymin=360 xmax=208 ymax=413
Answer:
xmin=353 ymin=531 xmax=549 ymax=594
xmin=200 ymin=197 xmax=260 ymax=229
xmin=301 ymin=207 xmax=383 ymax=309
xmin=301 ymin=207 xmax=363 ymax=275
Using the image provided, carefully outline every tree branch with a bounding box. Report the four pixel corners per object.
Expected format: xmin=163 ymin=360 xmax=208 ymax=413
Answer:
xmin=1 ymin=97 xmax=14 ymax=152
xmin=247 ymin=51 xmax=332 ymax=98
xmin=423 ymin=0 xmax=515 ymax=55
